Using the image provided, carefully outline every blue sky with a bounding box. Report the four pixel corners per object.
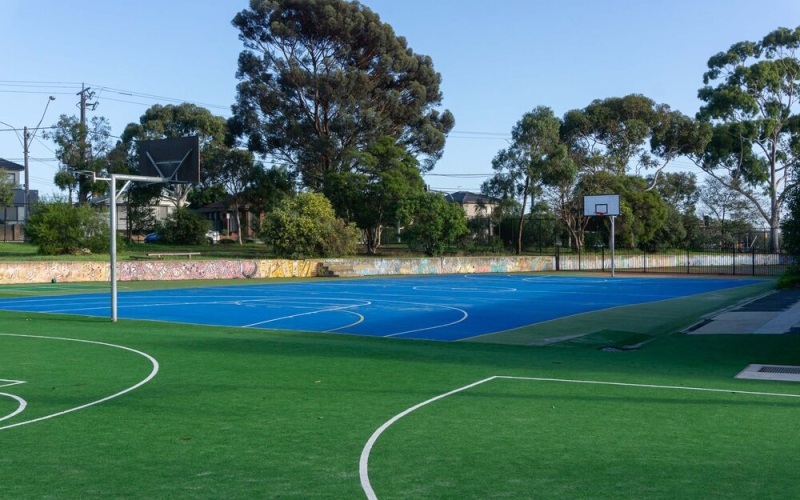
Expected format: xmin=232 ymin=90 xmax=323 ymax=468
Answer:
xmin=1 ymin=0 xmax=798 ymax=197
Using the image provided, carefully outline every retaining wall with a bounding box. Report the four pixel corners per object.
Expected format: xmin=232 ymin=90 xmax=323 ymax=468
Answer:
xmin=0 ymin=256 xmax=556 ymax=284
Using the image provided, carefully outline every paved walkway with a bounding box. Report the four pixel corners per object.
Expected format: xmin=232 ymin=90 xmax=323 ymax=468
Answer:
xmin=688 ymin=290 xmax=800 ymax=334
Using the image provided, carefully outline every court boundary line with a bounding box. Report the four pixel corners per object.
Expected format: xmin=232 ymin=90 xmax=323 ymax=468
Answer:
xmin=0 ymin=333 xmax=160 ymax=432
xmin=0 ymin=393 xmax=27 ymax=423
xmin=359 ymin=375 xmax=800 ymax=500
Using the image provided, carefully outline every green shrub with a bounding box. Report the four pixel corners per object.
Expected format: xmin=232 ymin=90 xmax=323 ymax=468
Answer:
xmin=259 ymin=192 xmax=358 ymax=258
xmin=26 ymin=199 xmax=111 ymax=255
xmin=156 ymin=207 xmax=210 ymax=245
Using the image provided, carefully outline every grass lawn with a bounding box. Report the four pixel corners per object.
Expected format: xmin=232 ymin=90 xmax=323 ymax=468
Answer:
xmin=1 ymin=276 xmax=799 ymax=499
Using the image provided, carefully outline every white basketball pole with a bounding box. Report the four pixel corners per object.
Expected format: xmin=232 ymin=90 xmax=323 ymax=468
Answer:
xmin=95 ymin=173 xmax=168 ymax=322
xmin=610 ymin=215 xmax=616 ymax=278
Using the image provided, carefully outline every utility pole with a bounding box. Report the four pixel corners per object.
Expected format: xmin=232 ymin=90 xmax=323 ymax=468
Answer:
xmin=76 ymin=84 xmax=98 ymax=203
xmin=23 ymin=96 xmax=56 ymax=223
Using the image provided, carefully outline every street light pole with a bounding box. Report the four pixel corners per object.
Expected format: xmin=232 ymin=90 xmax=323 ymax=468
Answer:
xmin=23 ymin=96 xmax=56 ymax=223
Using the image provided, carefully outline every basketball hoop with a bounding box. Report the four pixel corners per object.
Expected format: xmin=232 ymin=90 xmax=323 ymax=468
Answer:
xmin=594 ymin=211 xmax=606 ymax=217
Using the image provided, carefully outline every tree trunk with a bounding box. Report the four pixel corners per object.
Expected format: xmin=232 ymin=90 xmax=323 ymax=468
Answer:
xmin=234 ymin=203 xmax=243 ymax=245
xmin=364 ymin=226 xmax=381 ymax=255
xmin=517 ymin=176 xmax=530 ymax=255
xmin=770 ymin=164 xmax=780 ymax=254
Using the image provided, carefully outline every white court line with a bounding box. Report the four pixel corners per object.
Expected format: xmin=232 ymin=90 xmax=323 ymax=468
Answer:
xmin=0 ymin=379 xmax=25 ymax=388
xmin=243 ymin=302 xmax=370 ymax=328
xmin=0 ymin=393 xmax=27 ymax=422
xmin=0 ymin=333 xmax=159 ymax=432
xmin=325 ymin=311 xmax=365 ymax=332
xmin=382 ymin=302 xmax=468 ymax=337
xmin=359 ymin=375 xmax=800 ymax=500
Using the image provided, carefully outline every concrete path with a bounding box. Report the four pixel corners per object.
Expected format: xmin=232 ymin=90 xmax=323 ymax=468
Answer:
xmin=688 ymin=290 xmax=800 ymax=334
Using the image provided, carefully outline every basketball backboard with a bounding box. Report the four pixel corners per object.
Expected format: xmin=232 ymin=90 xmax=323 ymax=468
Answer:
xmin=583 ymin=194 xmax=620 ymax=216
xmin=138 ymin=136 xmax=200 ymax=184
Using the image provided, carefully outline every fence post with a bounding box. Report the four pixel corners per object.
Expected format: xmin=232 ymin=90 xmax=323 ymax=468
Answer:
xmin=643 ymin=251 xmax=647 ymax=273
xmin=602 ymin=247 xmax=605 ymax=272
xmin=686 ymin=248 xmax=690 ymax=274
xmin=555 ymin=244 xmax=560 ymax=271
xmin=732 ymin=247 xmax=736 ymax=275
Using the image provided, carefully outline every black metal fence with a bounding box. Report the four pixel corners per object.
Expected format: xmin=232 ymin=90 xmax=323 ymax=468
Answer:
xmin=554 ymin=246 xmax=791 ymax=276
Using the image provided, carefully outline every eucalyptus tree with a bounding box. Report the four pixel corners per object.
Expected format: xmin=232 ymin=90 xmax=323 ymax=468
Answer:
xmin=45 ymin=115 xmax=113 ymax=204
xmin=323 ymin=136 xmax=425 ymax=255
xmin=483 ymin=106 xmax=568 ymax=254
xmin=230 ymin=0 xmax=454 ymax=192
xmin=118 ymin=103 xmax=229 ymax=208
xmin=562 ymin=94 xmax=659 ymax=176
xmin=694 ymin=25 xmax=800 ymax=253
xmin=647 ymin=106 xmax=711 ymax=189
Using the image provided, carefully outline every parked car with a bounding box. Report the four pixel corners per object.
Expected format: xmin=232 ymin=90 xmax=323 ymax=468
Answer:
xmin=144 ymin=232 xmax=161 ymax=243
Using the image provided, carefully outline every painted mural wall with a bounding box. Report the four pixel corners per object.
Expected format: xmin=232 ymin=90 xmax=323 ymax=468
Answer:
xmin=0 ymin=253 xmax=786 ymax=285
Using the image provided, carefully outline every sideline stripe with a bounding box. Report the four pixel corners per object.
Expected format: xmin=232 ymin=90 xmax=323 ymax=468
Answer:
xmin=359 ymin=375 xmax=800 ymax=499
xmin=359 ymin=376 xmax=498 ymax=500
xmin=0 ymin=333 xmax=159 ymax=431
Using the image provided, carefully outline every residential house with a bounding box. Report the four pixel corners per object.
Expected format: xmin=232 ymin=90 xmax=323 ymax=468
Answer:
xmin=0 ymin=158 xmax=38 ymax=241
xmin=444 ymin=191 xmax=499 ymax=218
xmin=197 ymin=197 xmax=259 ymax=240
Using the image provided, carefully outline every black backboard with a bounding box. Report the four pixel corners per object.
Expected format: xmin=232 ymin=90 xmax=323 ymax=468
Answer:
xmin=138 ymin=136 xmax=200 ymax=184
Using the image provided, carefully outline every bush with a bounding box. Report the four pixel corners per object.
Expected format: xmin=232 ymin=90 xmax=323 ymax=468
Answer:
xmin=156 ymin=207 xmax=210 ymax=245
xmin=399 ymin=192 xmax=470 ymax=256
xmin=26 ymin=199 xmax=111 ymax=255
xmin=259 ymin=192 xmax=358 ymax=258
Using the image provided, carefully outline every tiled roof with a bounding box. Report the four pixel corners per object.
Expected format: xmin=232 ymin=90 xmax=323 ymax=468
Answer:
xmin=0 ymin=158 xmax=24 ymax=171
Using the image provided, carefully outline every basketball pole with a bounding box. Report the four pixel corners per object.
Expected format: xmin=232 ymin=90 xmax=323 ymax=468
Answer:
xmin=610 ymin=215 xmax=615 ymax=278
xmin=95 ymin=173 xmax=168 ymax=322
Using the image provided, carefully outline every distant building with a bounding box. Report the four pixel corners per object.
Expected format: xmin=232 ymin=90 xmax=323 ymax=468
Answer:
xmin=197 ymin=197 xmax=259 ymax=240
xmin=0 ymin=158 xmax=38 ymax=241
xmin=444 ymin=191 xmax=499 ymax=218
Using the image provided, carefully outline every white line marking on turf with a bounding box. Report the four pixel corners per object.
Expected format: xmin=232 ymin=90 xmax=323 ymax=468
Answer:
xmin=0 ymin=379 xmax=25 ymax=388
xmin=359 ymin=375 xmax=800 ymax=500
xmin=0 ymin=393 xmax=27 ymax=422
xmin=359 ymin=376 xmax=497 ymax=500
xmin=0 ymin=333 xmax=159 ymax=432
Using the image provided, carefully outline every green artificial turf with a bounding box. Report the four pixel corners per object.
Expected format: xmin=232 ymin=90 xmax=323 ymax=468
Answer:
xmin=1 ymin=295 xmax=800 ymax=499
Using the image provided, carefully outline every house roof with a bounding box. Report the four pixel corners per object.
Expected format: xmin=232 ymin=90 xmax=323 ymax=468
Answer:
xmin=445 ymin=191 xmax=499 ymax=205
xmin=0 ymin=158 xmax=24 ymax=171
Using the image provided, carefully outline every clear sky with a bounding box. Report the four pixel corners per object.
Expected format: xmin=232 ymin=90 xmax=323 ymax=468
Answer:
xmin=1 ymin=0 xmax=799 ymax=197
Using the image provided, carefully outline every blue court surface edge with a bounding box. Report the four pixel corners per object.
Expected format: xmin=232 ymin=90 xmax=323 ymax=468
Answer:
xmin=0 ymin=275 xmax=765 ymax=341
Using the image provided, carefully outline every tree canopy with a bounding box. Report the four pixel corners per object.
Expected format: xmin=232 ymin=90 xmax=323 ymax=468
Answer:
xmin=230 ymin=0 xmax=454 ymax=191
xmin=695 ymin=25 xmax=800 ymax=252
xmin=323 ymin=136 xmax=425 ymax=254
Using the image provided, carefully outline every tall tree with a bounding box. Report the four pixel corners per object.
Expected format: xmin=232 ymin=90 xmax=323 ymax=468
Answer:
xmin=323 ymin=136 xmax=425 ymax=255
xmin=117 ymin=103 xmax=229 ymax=207
xmin=647 ymin=106 xmax=711 ymax=189
xmin=205 ymin=148 xmax=259 ymax=244
xmin=483 ymin=106 xmax=568 ymax=254
xmin=230 ymin=0 xmax=454 ymax=191
xmin=695 ymin=25 xmax=800 ymax=253
xmin=562 ymin=94 xmax=659 ymax=176
xmin=45 ymin=115 xmax=112 ymax=203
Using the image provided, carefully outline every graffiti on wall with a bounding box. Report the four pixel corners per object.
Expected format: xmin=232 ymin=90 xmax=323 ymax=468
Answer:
xmin=0 ymin=261 xmax=108 ymax=284
xmin=116 ymin=260 xmax=261 ymax=281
